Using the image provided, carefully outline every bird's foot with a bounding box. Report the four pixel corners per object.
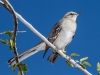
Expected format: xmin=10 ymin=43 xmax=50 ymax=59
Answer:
xmin=61 ymin=50 xmax=66 ymax=54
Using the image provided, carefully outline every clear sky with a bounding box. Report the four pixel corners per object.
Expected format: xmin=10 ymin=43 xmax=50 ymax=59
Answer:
xmin=0 ymin=0 xmax=100 ymax=75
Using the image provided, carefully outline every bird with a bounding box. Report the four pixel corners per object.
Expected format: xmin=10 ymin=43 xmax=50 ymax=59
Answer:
xmin=8 ymin=11 xmax=80 ymax=66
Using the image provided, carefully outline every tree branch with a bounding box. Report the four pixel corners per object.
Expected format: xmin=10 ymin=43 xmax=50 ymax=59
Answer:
xmin=15 ymin=5 xmax=92 ymax=75
xmin=0 ymin=0 xmax=24 ymax=75
xmin=0 ymin=0 xmax=92 ymax=75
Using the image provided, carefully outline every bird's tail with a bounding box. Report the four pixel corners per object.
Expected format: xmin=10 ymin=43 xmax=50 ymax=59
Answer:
xmin=48 ymin=52 xmax=60 ymax=64
xmin=8 ymin=42 xmax=46 ymax=66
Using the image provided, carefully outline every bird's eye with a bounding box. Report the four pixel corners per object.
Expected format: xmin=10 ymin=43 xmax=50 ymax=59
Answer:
xmin=70 ymin=13 xmax=73 ymax=15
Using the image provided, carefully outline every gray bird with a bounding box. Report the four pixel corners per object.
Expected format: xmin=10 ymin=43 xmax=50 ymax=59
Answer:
xmin=8 ymin=11 xmax=80 ymax=66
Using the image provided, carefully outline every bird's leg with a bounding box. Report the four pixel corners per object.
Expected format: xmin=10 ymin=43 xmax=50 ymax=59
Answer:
xmin=61 ymin=50 xmax=66 ymax=54
xmin=53 ymin=48 xmax=66 ymax=54
xmin=52 ymin=47 xmax=59 ymax=54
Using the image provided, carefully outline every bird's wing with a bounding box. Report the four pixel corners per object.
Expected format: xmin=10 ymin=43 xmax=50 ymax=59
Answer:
xmin=43 ymin=20 xmax=62 ymax=58
xmin=48 ymin=21 xmax=62 ymax=43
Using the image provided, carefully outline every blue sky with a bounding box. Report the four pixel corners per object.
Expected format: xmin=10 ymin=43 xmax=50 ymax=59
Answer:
xmin=0 ymin=0 xmax=100 ymax=75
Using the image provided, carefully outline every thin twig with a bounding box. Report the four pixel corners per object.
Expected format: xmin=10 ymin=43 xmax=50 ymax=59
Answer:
xmin=4 ymin=0 xmax=24 ymax=75
xmin=0 ymin=0 xmax=24 ymax=75
xmin=0 ymin=31 xmax=26 ymax=34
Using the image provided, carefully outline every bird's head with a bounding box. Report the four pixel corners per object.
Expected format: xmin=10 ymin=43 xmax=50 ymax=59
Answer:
xmin=63 ymin=11 xmax=81 ymax=21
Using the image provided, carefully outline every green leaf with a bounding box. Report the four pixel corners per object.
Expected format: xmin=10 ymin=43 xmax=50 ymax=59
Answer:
xmin=66 ymin=61 xmax=71 ymax=66
xmin=20 ymin=64 xmax=28 ymax=72
xmin=97 ymin=62 xmax=100 ymax=71
xmin=98 ymin=72 xmax=100 ymax=75
xmin=0 ymin=39 xmax=9 ymax=44
xmin=53 ymin=50 xmax=57 ymax=54
xmin=80 ymin=57 xmax=88 ymax=62
xmin=18 ymin=71 xmax=21 ymax=75
xmin=70 ymin=53 xmax=80 ymax=56
xmin=23 ymin=68 xmax=28 ymax=72
xmin=66 ymin=61 xmax=74 ymax=67
xmin=3 ymin=31 xmax=12 ymax=38
xmin=12 ymin=64 xmax=17 ymax=72
xmin=9 ymin=39 xmax=14 ymax=50
xmin=83 ymin=61 xmax=91 ymax=67
xmin=80 ymin=64 xmax=86 ymax=69
xmin=75 ymin=60 xmax=79 ymax=63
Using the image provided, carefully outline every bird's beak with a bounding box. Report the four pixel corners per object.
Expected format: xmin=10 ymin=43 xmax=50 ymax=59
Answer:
xmin=77 ymin=12 xmax=82 ymax=15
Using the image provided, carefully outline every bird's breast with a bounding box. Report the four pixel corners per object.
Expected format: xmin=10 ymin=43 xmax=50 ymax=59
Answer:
xmin=62 ymin=19 xmax=77 ymax=32
xmin=53 ymin=30 xmax=74 ymax=50
xmin=53 ymin=19 xmax=76 ymax=50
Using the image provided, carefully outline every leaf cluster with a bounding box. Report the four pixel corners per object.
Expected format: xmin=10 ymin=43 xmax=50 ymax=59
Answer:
xmin=0 ymin=31 xmax=14 ymax=51
xmin=12 ymin=64 xmax=28 ymax=75
xmin=66 ymin=53 xmax=91 ymax=69
xmin=97 ymin=62 xmax=100 ymax=75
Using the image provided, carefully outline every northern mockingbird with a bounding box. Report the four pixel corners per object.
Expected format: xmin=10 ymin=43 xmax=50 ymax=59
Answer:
xmin=8 ymin=11 xmax=80 ymax=66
